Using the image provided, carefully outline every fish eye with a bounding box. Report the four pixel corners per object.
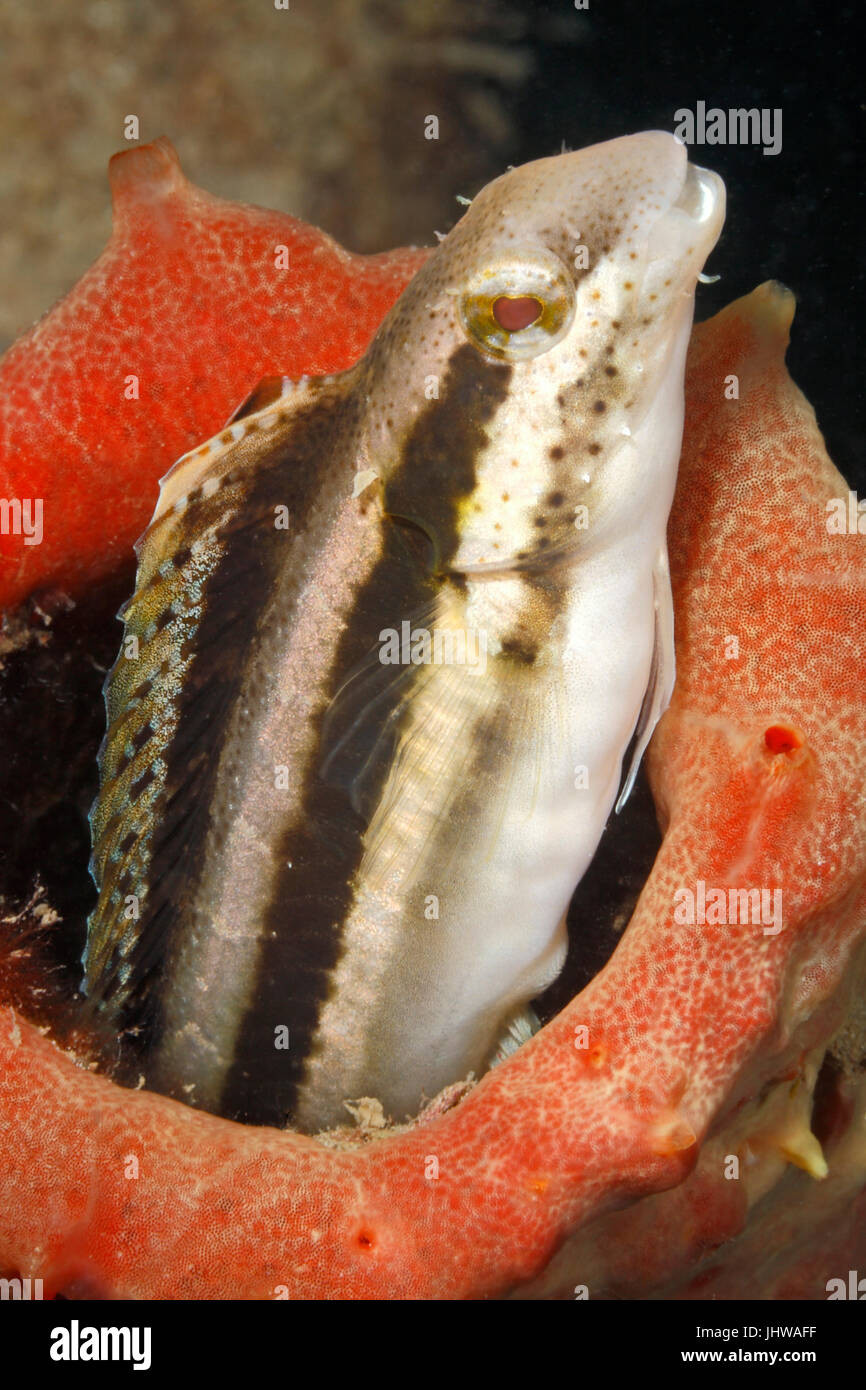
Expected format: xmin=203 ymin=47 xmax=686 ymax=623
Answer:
xmin=492 ymin=296 xmax=543 ymax=331
xmin=459 ymin=250 xmax=575 ymax=361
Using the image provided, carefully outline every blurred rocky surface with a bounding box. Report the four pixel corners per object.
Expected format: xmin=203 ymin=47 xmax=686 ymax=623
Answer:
xmin=0 ymin=0 xmax=540 ymax=349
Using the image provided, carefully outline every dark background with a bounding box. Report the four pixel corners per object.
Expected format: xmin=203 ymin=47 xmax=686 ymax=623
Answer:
xmin=510 ymin=0 xmax=862 ymax=488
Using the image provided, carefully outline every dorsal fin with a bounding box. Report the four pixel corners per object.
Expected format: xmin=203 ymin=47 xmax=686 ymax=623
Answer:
xmin=224 ymin=375 xmax=303 ymax=425
xmin=152 ymin=374 xmax=328 ymax=535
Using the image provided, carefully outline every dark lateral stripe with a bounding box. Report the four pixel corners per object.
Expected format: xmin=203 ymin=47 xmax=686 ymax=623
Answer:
xmin=219 ymin=345 xmax=514 ymax=1128
xmin=92 ymin=390 xmax=353 ymax=1076
xmin=385 ymin=342 xmax=513 ymax=568
xmin=217 ymin=522 xmax=432 ymax=1125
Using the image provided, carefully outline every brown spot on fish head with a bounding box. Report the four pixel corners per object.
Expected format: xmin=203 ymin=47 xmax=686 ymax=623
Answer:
xmin=500 ymin=633 xmax=538 ymax=665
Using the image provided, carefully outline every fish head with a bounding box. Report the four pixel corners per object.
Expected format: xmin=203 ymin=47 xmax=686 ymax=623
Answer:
xmin=365 ymin=131 xmax=725 ymax=573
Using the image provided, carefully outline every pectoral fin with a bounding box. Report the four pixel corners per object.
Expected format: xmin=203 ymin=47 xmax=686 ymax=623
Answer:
xmin=615 ymin=545 xmax=676 ymax=813
xmin=488 ymin=1006 xmax=541 ymax=1067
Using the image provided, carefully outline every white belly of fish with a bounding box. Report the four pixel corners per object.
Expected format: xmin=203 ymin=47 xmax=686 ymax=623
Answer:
xmin=294 ymin=538 xmax=664 ymax=1131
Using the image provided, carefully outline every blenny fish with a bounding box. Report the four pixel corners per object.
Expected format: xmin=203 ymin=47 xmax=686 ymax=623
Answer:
xmin=82 ymin=132 xmax=724 ymax=1132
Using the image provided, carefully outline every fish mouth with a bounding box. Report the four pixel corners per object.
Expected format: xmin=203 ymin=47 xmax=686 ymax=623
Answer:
xmin=658 ymin=158 xmax=726 ymax=274
xmin=674 ymin=160 xmax=725 ymax=228
xmin=640 ymin=156 xmax=725 ymax=313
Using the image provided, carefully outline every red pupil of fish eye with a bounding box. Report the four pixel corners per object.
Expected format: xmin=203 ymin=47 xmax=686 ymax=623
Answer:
xmin=492 ymin=295 xmax=543 ymax=331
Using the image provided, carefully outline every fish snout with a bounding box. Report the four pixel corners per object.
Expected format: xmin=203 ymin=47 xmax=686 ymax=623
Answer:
xmin=649 ymin=154 xmax=726 ymax=279
xmin=674 ymin=160 xmax=726 ymax=229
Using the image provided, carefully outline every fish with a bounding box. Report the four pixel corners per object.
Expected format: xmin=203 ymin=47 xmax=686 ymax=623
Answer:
xmin=82 ymin=131 xmax=724 ymax=1133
